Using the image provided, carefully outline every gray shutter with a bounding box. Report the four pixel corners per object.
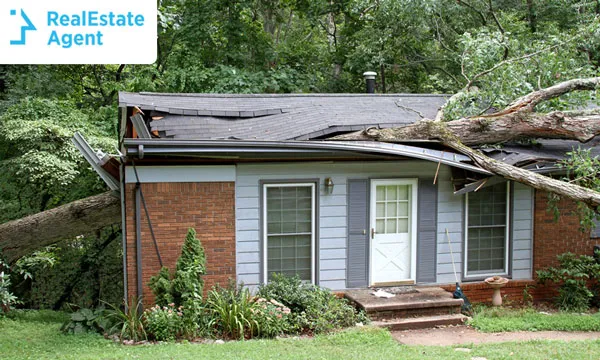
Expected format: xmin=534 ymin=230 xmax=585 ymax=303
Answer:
xmin=417 ymin=178 xmax=437 ymax=283
xmin=347 ymin=179 xmax=369 ymax=288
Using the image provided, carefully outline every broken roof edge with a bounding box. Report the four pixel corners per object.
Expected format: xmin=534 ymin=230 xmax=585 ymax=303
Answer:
xmin=123 ymin=138 xmax=491 ymax=175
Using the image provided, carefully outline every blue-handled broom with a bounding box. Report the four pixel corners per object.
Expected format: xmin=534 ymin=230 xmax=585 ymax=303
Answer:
xmin=446 ymin=228 xmax=472 ymax=315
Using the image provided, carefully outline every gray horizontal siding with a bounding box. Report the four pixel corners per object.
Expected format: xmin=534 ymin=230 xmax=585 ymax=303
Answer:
xmin=512 ymin=183 xmax=533 ymax=280
xmin=436 ymin=167 xmax=463 ymax=284
xmin=235 ymin=161 xmax=438 ymax=290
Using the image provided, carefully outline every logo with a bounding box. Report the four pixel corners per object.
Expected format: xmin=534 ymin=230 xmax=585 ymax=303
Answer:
xmin=10 ymin=9 xmax=37 ymax=45
xmin=1 ymin=1 xmax=156 ymax=64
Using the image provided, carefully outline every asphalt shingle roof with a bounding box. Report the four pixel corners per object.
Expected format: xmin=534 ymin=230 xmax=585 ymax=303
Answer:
xmin=119 ymin=92 xmax=448 ymax=140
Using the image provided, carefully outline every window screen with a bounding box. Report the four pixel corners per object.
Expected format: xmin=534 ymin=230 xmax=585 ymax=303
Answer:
xmin=466 ymin=182 xmax=508 ymax=276
xmin=265 ymin=184 xmax=314 ymax=282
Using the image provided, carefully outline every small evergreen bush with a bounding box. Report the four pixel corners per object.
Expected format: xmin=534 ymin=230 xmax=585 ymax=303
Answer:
xmin=149 ymin=228 xmax=206 ymax=307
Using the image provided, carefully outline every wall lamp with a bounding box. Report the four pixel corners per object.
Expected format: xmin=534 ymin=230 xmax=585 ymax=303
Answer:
xmin=324 ymin=177 xmax=334 ymax=195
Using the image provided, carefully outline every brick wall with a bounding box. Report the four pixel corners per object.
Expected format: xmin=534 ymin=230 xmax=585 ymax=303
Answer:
xmin=532 ymin=190 xmax=600 ymax=301
xmin=125 ymin=182 xmax=236 ymax=305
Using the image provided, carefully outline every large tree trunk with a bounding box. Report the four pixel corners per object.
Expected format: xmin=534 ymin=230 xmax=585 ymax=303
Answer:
xmin=0 ymin=191 xmax=121 ymax=263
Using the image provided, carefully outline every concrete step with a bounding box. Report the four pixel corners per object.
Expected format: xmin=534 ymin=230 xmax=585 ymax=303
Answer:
xmin=345 ymin=287 xmax=464 ymax=320
xmin=372 ymin=314 xmax=470 ymax=331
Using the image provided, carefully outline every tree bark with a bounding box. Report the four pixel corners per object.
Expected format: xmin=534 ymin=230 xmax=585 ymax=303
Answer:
xmin=339 ymin=110 xmax=600 ymax=145
xmin=0 ymin=191 xmax=121 ymax=263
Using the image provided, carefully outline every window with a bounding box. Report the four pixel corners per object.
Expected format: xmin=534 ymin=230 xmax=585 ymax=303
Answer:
xmin=465 ymin=182 xmax=510 ymax=277
xmin=263 ymin=183 xmax=315 ymax=283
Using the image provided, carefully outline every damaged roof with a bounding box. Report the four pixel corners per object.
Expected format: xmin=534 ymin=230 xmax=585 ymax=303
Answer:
xmin=119 ymin=92 xmax=448 ymax=141
xmin=482 ymin=137 xmax=600 ymax=171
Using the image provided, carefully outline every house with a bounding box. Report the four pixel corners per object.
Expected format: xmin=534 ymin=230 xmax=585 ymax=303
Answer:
xmin=110 ymin=89 xmax=600 ymax=305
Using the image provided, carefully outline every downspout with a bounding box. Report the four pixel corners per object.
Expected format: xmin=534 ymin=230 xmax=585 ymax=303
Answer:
xmin=135 ymin=183 xmax=143 ymax=301
xmin=120 ymin=162 xmax=128 ymax=307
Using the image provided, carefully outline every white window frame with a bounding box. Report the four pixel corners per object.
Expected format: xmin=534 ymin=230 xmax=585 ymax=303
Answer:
xmin=262 ymin=183 xmax=316 ymax=284
xmin=464 ymin=181 xmax=510 ymax=279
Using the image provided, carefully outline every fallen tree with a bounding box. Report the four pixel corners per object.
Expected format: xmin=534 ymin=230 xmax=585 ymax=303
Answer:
xmin=0 ymin=191 xmax=121 ymax=263
xmin=336 ymin=77 xmax=600 ymax=208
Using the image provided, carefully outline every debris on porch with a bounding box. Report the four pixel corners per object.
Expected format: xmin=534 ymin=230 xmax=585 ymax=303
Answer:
xmin=345 ymin=287 xmax=469 ymax=330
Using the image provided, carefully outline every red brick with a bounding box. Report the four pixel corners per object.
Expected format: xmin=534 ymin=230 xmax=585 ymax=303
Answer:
xmin=125 ymin=182 xmax=236 ymax=306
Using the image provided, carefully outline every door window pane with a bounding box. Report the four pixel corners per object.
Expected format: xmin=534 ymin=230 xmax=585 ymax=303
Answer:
xmin=466 ymin=183 xmax=508 ymax=275
xmin=265 ymin=185 xmax=313 ymax=281
xmin=375 ymin=184 xmax=411 ymax=234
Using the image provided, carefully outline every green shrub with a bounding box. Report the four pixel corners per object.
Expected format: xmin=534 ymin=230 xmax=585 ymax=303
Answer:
xmin=0 ymin=264 xmax=19 ymax=313
xmin=257 ymin=273 xmax=365 ymax=334
xmin=144 ymin=303 xmax=184 ymax=341
xmin=148 ymin=267 xmax=174 ymax=307
xmin=206 ymin=285 xmax=259 ymax=340
xmin=537 ymin=252 xmax=600 ymax=312
xmin=60 ymin=306 xmax=110 ymax=334
xmin=172 ymin=228 xmax=206 ymax=305
xmin=148 ymin=228 xmax=206 ymax=307
xmin=252 ymin=298 xmax=292 ymax=338
xmin=104 ymin=297 xmax=147 ymax=342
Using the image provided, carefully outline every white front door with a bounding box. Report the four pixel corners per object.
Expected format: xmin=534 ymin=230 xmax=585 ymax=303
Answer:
xmin=370 ymin=179 xmax=418 ymax=286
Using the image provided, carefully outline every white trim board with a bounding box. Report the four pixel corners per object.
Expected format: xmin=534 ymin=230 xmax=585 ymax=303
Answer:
xmin=125 ymin=165 xmax=235 ymax=183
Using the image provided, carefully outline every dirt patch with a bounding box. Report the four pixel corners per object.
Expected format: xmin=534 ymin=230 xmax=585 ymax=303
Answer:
xmin=393 ymin=325 xmax=600 ymax=346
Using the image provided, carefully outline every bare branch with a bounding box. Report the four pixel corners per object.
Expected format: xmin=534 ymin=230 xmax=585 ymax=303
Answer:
xmin=488 ymin=77 xmax=600 ymax=116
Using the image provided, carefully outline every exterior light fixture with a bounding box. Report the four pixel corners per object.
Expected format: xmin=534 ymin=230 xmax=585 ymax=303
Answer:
xmin=324 ymin=177 xmax=334 ymax=195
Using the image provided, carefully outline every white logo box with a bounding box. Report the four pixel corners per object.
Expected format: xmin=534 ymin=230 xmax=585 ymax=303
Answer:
xmin=0 ymin=0 xmax=156 ymax=64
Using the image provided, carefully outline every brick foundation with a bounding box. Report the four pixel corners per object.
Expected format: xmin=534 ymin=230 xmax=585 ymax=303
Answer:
xmin=439 ymin=280 xmax=538 ymax=304
xmin=125 ymin=182 xmax=236 ymax=305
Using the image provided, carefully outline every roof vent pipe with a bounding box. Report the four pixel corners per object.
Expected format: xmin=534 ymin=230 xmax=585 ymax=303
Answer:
xmin=363 ymin=71 xmax=377 ymax=94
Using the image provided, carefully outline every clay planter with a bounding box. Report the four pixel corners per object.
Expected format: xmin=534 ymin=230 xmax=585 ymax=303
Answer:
xmin=484 ymin=276 xmax=509 ymax=306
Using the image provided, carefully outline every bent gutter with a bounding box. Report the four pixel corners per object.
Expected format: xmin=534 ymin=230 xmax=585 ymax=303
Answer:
xmin=123 ymin=139 xmax=491 ymax=175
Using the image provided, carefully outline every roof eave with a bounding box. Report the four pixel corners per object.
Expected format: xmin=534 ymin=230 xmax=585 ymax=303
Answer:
xmin=123 ymin=138 xmax=491 ymax=175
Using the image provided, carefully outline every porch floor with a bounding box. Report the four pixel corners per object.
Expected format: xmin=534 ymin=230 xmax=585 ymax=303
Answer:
xmin=344 ymin=287 xmax=467 ymax=329
xmin=345 ymin=287 xmax=462 ymax=313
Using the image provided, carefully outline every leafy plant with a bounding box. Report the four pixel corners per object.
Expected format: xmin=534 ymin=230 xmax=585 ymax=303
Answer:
xmin=13 ymin=246 xmax=58 ymax=280
xmin=257 ymin=274 xmax=366 ymax=334
xmin=0 ymin=271 xmax=19 ymax=313
xmin=206 ymin=284 xmax=259 ymax=340
xmin=537 ymin=252 xmax=600 ymax=312
xmin=252 ymin=298 xmax=292 ymax=338
xmin=104 ymin=297 xmax=147 ymax=342
xmin=149 ymin=228 xmax=206 ymax=307
xmin=60 ymin=306 xmax=110 ymax=334
xmin=144 ymin=303 xmax=184 ymax=341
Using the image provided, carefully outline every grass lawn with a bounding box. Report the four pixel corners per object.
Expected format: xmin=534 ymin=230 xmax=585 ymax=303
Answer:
xmin=469 ymin=306 xmax=600 ymax=332
xmin=1 ymin=310 xmax=600 ymax=360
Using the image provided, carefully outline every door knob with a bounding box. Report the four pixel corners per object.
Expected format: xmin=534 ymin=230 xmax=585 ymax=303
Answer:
xmin=371 ymin=228 xmax=376 ymax=238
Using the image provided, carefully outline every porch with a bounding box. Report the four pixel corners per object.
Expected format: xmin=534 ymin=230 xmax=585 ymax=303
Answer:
xmin=344 ymin=287 xmax=469 ymax=330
